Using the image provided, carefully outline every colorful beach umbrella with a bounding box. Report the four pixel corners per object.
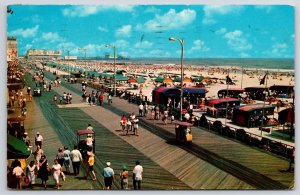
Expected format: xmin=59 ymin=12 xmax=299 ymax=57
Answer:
xmin=127 ymin=77 xmax=137 ymax=83
xmin=183 ymin=77 xmax=193 ymax=83
xmin=163 ymin=78 xmax=173 ymax=83
xmin=155 ymin=77 xmax=164 ymax=83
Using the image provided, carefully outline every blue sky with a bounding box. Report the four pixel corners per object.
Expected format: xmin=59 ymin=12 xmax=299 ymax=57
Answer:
xmin=7 ymin=5 xmax=294 ymax=58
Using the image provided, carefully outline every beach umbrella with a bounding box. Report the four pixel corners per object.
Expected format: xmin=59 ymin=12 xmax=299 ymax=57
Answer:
xmin=136 ymin=77 xmax=146 ymax=83
xmin=193 ymin=76 xmax=204 ymax=82
xmin=174 ymin=77 xmax=181 ymax=82
xmin=183 ymin=77 xmax=193 ymax=83
xmin=127 ymin=77 xmax=138 ymax=83
xmin=202 ymin=78 xmax=211 ymax=83
xmin=155 ymin=77 xmax=164 ymax=83
xmin=163 ymin=78 xmax=173 ymax=83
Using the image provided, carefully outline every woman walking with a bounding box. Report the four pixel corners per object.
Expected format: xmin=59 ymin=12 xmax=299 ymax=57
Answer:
xmin=37 ymin=155 xmax=49 ymax=189
xmin=26 ymin=161 xmax=38 ymax=189
xmin=52 ymin=159 xmax=66 ymax=189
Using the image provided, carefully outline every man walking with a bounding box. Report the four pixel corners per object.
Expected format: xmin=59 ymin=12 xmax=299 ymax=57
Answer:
xmin=70 ymin=145 xmax=82 ymax=176
xmin=132 ymin=160 xmax=143 ymax=190
xmin=35 ymin=132 xmax=43 ymax=148
xmin=103 ymin=162 xmax=114 ymax=189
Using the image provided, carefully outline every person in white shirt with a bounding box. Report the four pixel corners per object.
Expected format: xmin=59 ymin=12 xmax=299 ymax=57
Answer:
xmin=70 ymin=145 xmax=82 ymax=176
xmin=86 ymin=124 xmax=93 ymax=131
xmin=138 ymin=103 xmax=144 ymax=116
xmin=86 ymin=134 xmax=94 ymax=149
xmin=132 ymin=160 xmax=143 ymax=190
xmin=35 ymin=132 xmax=43 ymax=148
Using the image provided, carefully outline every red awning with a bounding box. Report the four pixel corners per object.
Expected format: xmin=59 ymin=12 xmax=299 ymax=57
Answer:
xmin=77 ymin=129 xmax=94 ymax=135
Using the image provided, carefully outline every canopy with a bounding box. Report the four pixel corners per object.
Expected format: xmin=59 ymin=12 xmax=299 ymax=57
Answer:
xmin=207 ymin=98 xmax=240 ymax=107
xmin=7 ymin=117 xmax=25 ymax=122
xmin=128 ymin=77 xmax=138 ymax=83
xmin=236 ymin=104 xmax=275 ymax=112
xmin=163 ymin=78 xmax=173 ymax=83
xmin=7 ymin=135 xmax=31 ymax=159
xmin=182 ymin=87 xmax=208 ymax=95
xmin=77 ymin=129 xmax=95 ymax=136
xmin=192 ymin=76 xmax=204 ymax=82
xmin=155 ymin=77 xmax=164 ymax=83
xmin=278 ymin=108 xmax=294 ymax=124
xmin=183 ymin=77 xmax=193 ymax=83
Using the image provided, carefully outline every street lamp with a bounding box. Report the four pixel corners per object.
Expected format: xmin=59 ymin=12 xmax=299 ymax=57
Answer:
xmin=169 ymin=37 xmax=184 ymax=121
xmin=105 ymin=44 xmax=116 ymax=96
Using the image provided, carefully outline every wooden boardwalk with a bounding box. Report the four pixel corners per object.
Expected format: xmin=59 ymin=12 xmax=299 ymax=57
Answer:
xmin=17 ymin=68 xmax=294 ymax=190
xmin=20 ymin=72 xmax=190 ymax=190
xmin=56 ymin=78 xmax=294 ymax=190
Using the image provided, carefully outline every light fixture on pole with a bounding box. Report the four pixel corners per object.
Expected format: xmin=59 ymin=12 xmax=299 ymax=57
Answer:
xmin=169 ymin=37 xmax=184 ymax=121
xmin=105 ymin=44 xmax=116 ymax=96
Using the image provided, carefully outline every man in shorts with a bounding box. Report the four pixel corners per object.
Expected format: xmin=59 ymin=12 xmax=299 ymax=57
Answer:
xmin=103 ymin=162 xmax=114 ymax=189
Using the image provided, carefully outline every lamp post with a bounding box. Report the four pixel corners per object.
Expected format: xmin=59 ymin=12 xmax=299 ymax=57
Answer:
xmin=105 ymin=44 xmax=116 ymax=96
xmin=169 ymin=37 xmax=184 ymax=121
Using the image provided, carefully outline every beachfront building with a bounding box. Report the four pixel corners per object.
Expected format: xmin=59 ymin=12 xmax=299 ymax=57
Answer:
xmin=26 ymin=49 xmax=62 ymax=60
xmin=7 ymin=36 xmax=18 ymax=62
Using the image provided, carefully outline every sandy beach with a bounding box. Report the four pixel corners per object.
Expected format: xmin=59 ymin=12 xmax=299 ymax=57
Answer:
xmin=50 ymin=60 xmax=294 ymax=102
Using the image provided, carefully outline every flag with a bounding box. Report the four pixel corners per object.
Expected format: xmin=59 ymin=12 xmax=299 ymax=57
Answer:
xmin=260 ymin=74 xmax=267 ymax=85
xmin=226 ymin=75 xmax=233 ymax=84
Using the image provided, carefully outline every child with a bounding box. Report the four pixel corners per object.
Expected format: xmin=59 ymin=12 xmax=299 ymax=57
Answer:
xmin=120 ymin=165 xmax=128 ymax=189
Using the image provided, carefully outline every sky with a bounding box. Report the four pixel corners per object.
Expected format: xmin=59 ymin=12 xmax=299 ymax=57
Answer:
xmin=7 ymin=5 xmax=294 ymax=58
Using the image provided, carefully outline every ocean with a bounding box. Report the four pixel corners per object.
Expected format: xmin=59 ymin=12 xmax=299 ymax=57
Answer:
xmin=101 ymin=58 xmax=294 ymax=70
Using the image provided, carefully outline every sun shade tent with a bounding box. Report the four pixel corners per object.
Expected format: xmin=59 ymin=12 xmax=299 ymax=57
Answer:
xmin=269 ymin=85 xmax=294 ymax=98
xmin=244 ymin=87 xmax=269 ymax=100
xmin=7 ymin=134 xmax=31 ymax=159
xmin=192 ymin=76 xmax=204 ymax=82
xmin=278 ymin=108 xmax=295 ymax=124
xmin=155 ymin=77 xmax=164 ymax=83
xmin=217 ymin=88 xmax=245 ymax=98
xmin=232 ymin=104 xmax=275 ymax=127
xmin=152 ymin=87 xmax=208 ymax=105
xmin=163 ymin=78 xmax=173 ymax=83
xmin=206 ymin=98 xmax=241 ymax=108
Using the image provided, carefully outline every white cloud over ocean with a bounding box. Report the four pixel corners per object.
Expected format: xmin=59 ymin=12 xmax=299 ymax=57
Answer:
xmin=203 ymin=5 xmax=244 ymax=24
xmin=137 ymin=9 xmax=196 ymax=31
xmin=224 ymin=30 xmax=252 ymax=51
xmin=62 ymin=5 xmax=135 ymax=17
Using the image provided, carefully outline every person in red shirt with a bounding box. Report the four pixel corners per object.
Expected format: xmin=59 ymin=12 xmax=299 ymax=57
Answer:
xmin=120 ymin=114 xmax=127 ymax=132
xmin=98 ymin=92 xmax=104 ymax=106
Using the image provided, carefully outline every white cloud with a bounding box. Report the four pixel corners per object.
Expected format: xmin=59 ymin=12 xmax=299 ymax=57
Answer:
xmin=42 ymin=32 xmax=62 ymax=42
xmin=203 ymin=5 xmax=244 ymax=24
xmin=224 ymin=30 xmax=252 ymax=51
xmin=134 ymin=41 xmax=153 ymax=49
xmin=139 ymin=9 xmax=196 ymax=31
xmin=187 ymin=39 xmax=210 ymax=54
xmin=255 ymin=5 xmax=273 ymax=13
xmin=240 ymin=53 xmax=250 ymax=58
xmin=98 ymin=26 xmax=108 ymax=32
xmin=9 ymin=25 xmax=39 ymax=38
xmin=62 ymin=5 xmax=135 ymax=17
xmin=144 ymin=6 xmax=160 ymax=13
xmin=264 ymin=42 xmax=289 ymax=57
xmin=216 ymin=27 xmax=227 ymax=35
xmin=116 ymin=25 xmax=132 ymax=37
xmin=113 ymin=40 xmax=129 ymax=49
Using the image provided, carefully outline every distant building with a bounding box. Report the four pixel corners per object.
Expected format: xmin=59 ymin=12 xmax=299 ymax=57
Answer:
xmin=64 ymin=56 xmax=78 ymax=60
xmin=7 ymin=36 xmax=18 ymax=62
xmin=26 ymin=49 xmax=62 ymax=60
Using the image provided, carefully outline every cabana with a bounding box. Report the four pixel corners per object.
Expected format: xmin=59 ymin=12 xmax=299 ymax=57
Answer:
xmin=152 ymin=87 xmax=208 ymax=105
xmin=206 ymin=98 xmax=241 ymax=118
xmin=269 ymin=85 xmax=294 ymax=98
xmin=217 ymin=88 xmax=244 ymax=98
xmin=244 ymin=86 xmax=269 ymax=100
xmin=232 ymin=104 xmax=275 ymax=128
